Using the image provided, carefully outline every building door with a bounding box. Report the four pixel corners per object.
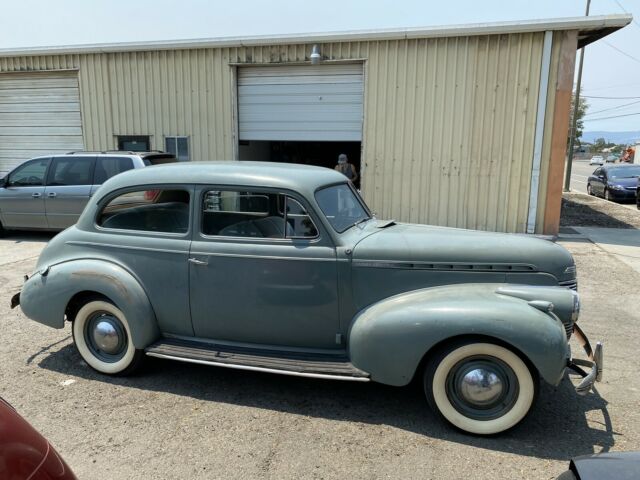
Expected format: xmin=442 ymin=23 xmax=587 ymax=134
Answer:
xmin=0 ymin=72 xmax=84 ymax=175
xmin=237 ymin=64 xmax=364 ymax=186
xmin=237 ymin=64 xmax=364 ymax=142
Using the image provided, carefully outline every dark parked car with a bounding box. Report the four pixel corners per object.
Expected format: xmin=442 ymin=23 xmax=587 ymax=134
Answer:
xmin=0 ymin=151 xmax=176 ymax=235
xmin=587 ymin=164 xmax=640 ymax=202
xmin=0 ymin=396 xmax=77 ymax=479
xmin=558 ymin=452 xmax=640 ymax=480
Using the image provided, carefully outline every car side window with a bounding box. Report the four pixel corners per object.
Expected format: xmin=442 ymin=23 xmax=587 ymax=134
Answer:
xmin=7 ymin=159 xmax=49 ymax=186
xmin=94 ymin=157 xmax=134 ymax=184
xmin=48 ymin=157 xmax=95 ymax=186
xmin=98 ymin=189 xmax=190 ymax=234
xmin=201 ymin=189 xmax=318 ymax=239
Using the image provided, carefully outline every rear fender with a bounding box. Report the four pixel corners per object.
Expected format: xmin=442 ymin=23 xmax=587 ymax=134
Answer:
xmin=20 ymin=259 xmax=159 ymax=349
xmin=347 ymin=283 xmax=569 ymax=387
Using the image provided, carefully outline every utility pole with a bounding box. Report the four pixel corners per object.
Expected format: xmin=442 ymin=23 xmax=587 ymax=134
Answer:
xmin=564 ymin=0 xmax=591 ymax=192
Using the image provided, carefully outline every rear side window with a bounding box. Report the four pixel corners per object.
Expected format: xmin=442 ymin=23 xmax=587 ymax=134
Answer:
xmin=94 ymin=157 xmax=134 ymax=184
xmin=98 ymin=189 xmax=190 ymax=234
xmin=202 ymin=189 xmax=318 ymax=239
xmin=48 ymin=157 xmax=95 ymax=186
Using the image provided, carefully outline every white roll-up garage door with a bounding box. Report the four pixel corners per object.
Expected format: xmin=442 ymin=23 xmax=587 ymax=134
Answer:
xmin=238 ymin=64 xmax=363 ymax=142
xmin=0 ymin=71 xmax=84 ymax=174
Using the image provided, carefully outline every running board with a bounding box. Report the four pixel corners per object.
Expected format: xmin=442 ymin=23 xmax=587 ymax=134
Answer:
xmin=145 ymin=338 xmax=370 ymax=382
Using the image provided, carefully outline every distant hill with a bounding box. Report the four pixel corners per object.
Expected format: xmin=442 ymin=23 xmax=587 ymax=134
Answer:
xmin=582 ymin=131 xmax=640 ymax=144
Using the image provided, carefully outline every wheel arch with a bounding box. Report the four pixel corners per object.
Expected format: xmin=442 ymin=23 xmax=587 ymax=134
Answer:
xmin=347 ymin=284 xmax=569 ymax=387
xmin=20 ymin=259 xmax=160 ymax=349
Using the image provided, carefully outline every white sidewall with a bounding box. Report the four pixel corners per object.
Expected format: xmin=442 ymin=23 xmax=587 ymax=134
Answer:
xmin=431 ymin=343 xmax=534 ymax=435
xmin=73 ymin=300 xmax=136 ymax=374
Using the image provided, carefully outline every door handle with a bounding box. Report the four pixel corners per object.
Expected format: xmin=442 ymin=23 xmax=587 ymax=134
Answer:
xmin=32 ymin=192 xmax=41 ymax=198
xmin=188 ymin=258 xmax=208 ymax=266
xmin=47 ymin=192 xmax=57 ymax=198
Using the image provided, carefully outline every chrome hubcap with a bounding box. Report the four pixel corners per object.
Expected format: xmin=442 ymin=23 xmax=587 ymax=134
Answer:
xmin=84 ymin=312 xmax=127 ymax=362
xmin=92 ymin=319 xmax=121 ymax=354
xmin=459 ymin=368 xmax=504 ymax=406
xmin=446 ymin=356 xmax=519 ymax=420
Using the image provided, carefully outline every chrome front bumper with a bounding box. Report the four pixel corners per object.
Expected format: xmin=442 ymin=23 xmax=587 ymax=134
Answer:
xmin=568 ymin=323 xmax=603 ymax=396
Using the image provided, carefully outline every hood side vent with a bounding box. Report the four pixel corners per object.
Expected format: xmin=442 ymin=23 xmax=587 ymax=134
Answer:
xmin=352 ymin=260 xmax=537 ymax=272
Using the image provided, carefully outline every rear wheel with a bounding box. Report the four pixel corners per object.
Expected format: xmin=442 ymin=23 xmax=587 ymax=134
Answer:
xmin=71 ymin=299 xmax=144 ymax=375
xmin=424 ymin=341 xmax=537 ymax=435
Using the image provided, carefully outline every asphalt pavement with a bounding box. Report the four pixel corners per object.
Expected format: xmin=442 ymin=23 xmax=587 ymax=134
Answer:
xmin=1 ymin=232 xmax=639 ymax=479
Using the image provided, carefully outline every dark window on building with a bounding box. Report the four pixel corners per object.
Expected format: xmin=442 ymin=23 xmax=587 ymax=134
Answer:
xmin=117 ymin=135 xmax=150 ymax=152
xmin=98 ymin=189 xmax=190 ymax=234
xmin=47 ymin=157 xmax=95 ymax=186
xmin=94 ymin=157 xmax=134 ymax=184
xmin=165 ymin=136 xmax=189 ymax=161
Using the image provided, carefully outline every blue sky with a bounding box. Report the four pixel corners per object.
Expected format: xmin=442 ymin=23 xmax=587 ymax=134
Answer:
xmin=1 ymin=0 xmax=638 ymax=132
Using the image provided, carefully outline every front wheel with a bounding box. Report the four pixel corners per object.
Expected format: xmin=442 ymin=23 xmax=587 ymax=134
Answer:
xmin=604 ymin=188 xmax=614 ymax=202
xmin=587 ymin=184 xmax=593 ymax=196
xmin=424 ymin=341 xmax=537 ymax=435
xmin=72 ymin=299 xmax=144 ymax=375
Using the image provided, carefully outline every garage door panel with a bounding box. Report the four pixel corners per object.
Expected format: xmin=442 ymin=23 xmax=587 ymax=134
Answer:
xmin=0 ymin=72 xmax=83 ymax=170
xmin=243 ymin=130 xmax=361 ymax=142
xmin=239 ymin=83 xmax=363 ymax=96
xmin=0 ymin=112 xmax=82 ymax=126
xmin=0 ymin=102 xmax=81 ymax=113
xmin=238 ymin=64 xmax=364 ymax=142
xmin=0 ymin=126 xmax=82 ymax=135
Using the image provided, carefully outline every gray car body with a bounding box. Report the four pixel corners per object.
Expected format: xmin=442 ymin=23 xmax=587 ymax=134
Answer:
xmin=19 ymin=161 xmax=578 ymax=387
xmin=0 ymin=153 xmax=164 ymax=231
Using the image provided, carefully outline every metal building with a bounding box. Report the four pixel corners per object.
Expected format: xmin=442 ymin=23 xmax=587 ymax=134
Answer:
xmin=0 ymin=15 xmax=631 ymax=234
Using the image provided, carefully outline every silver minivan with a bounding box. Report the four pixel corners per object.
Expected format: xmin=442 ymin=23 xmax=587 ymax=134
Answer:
xmin=0 ymin=151 xmax=176 ymax=234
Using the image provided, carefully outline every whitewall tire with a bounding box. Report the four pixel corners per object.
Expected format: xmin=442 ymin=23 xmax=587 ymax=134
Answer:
xmin=424 ymin=341 xmax=537 ymax=435
xmin=72 ymin=300 xmax=143 ymax=375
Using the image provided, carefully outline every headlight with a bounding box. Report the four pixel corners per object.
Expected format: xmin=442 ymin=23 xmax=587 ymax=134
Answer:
xmin=610 ymin=184 xmax=625 ymax=190
xmin=570 ymin=290 xmax=580 ymax=323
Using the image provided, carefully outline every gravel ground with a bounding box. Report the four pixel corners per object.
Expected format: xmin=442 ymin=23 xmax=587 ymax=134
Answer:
xmin=561 ymin=192 xmax=640 ymax=229
xmin=1 ymin=232 xmax=639 ymax=480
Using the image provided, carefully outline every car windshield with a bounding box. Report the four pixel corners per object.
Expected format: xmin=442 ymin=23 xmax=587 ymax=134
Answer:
xmin=315 ymin=183 xmax=371 ymax=233
xmin=609 ymin=166 xmax=640 ymax=179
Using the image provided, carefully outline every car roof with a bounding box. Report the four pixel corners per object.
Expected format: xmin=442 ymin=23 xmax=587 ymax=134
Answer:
xmin=98 ymin=161 xmax=348 ymax=197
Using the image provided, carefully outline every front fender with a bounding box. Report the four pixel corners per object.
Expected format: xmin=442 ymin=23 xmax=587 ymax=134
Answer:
xmin=348 ymin=283 xmax=569 ymax=387
xmin=20 ymin=259 xmax=159 ymax=349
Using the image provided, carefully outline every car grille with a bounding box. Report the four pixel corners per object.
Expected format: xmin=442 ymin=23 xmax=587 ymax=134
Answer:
xmin=558 ymin=279 xmax=578 ymax=291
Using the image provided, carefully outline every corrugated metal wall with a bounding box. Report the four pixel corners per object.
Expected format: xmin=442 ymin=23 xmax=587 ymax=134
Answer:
xmin=0 ymin=33 xmax=548 ymax=233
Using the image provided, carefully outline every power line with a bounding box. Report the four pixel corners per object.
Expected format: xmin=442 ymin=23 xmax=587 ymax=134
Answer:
xmin=582 ymin=82 xmax=640 ymax=92
xmin=582 ymin=95 xmax=640 ymax=99
xmin=612 ymin=0 xmax=640 ymax=29
xmin=602 ymin=40 xmax=640 ymax=64
xmin=584 ymin=111 xmax=640 ymax=121
xmin=584 ymin=99 xmax=640 ymax=116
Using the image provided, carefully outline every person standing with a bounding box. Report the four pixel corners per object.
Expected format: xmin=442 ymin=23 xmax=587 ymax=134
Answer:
xmin=334 ymin=154 xmax=358 ymax=183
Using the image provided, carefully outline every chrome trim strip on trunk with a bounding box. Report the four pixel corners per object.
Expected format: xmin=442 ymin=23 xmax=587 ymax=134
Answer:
xmin=145 ymin=352 xmax=371 ymax=382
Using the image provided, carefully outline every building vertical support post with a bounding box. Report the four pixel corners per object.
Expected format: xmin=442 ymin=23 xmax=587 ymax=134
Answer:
xmin=527 ymin=31 xmax=553 ymax=234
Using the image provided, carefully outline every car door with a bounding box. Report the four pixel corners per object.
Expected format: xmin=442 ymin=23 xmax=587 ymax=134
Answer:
xmin=44 ymin=156 xmax=96 ymax=229
xmin=91 ymin=156 xmax=136 ymax=196
xmin=0 ymin=158 xmax=49 ymax=229
xmin=591 ymin=168 xmax=604 ymax=196
xmin=189 ymin=186 xmax=340 ymax=349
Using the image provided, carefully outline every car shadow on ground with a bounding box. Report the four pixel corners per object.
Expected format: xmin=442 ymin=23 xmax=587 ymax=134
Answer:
xmin=1 ymin=231 xmax=56 ymax=243
xmin=38 ymin=342 xmax=614 ymax=461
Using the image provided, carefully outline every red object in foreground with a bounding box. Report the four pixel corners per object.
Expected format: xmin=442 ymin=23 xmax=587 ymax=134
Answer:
xmin=0 ymin=397 xmax=78 ymax=480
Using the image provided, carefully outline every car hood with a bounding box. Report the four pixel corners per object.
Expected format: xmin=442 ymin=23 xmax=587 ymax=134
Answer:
xmin=608 ymin=177 xmax=638 ymax=187
xmin=351 ymin=223 xmax=574 ymax=281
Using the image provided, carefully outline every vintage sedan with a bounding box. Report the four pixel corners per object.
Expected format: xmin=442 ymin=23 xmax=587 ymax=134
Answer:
xmin=12 ymin=162 xmax=602 ymax=435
